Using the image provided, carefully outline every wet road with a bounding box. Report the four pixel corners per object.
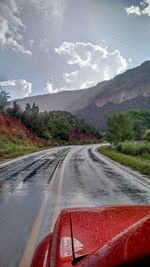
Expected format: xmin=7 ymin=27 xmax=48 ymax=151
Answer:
xmin=0 ymin=144 xmax=150 ymax=267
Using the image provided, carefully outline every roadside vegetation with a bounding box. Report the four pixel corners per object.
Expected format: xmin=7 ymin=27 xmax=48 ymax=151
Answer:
xmin=6 ymin=101 xmax=100 ymax=144
xmin=115 ymin=141 xmax=150 ymax=159
xmin=0 ymin=135 xmax=43 ymax=160
xmin=0 ymin=89 xmax=101 ymax=160
xmin=98 ymin=146 xmax=150 ymax=176
xmin=0 ymin=113 xmax=47 ymax=160
xmin=98 ymin=109 xmax=150 ymax=176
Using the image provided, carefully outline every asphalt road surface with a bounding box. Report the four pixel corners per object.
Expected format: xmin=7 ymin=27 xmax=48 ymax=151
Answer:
xmin=0 ymin=144 xmax=150 ymax=267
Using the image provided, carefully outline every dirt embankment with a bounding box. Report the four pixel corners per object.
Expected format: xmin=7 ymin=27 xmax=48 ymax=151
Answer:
xmin=0 ymin=114 xmax=45 ymax=146
xmin=69 ymin=128 xmax=97 ymax=142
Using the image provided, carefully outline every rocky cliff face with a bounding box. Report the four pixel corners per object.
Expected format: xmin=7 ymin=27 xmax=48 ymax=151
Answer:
xmin=95 ymin=85 xmax=150 ymax=108
xmin=94 ymin=61 xmax=150 ymax=108
xmin=75 ymin=96 xmax=150 ymax=131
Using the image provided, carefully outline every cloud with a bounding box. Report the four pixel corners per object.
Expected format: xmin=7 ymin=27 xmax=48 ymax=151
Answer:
xmin=142 ymin=0 xmax=150 ymax=15
xmin=125 ymin=5 xmax=141 ymax=16
xmin=0 ymin=79 xmax=32 ymax=99
xmin=54 ymin=41 xmax=128 ymax=90
xmin=0 ymin=0 xmax=31 ymax=54
xmin=0 ymin=0 xmax=66 ymax=54
xmin=125 ymin=1 xmax=150 ymax=16
xmin=44 ymin=82 xmax=59 ymax=94
xmin=31 ymin=0 xmax=65 ymax=23
xmin=29 ymin=39 xmax=34 ymax=46
xmin=40 ymin=38 xmax=50 ymax=53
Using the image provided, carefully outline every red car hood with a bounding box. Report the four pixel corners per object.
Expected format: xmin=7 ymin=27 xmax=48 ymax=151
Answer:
xmin=31 ymin=205 xmax=150 ymax=267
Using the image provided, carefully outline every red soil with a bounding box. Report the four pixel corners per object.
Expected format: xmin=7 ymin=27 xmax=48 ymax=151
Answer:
xmin=0 ymin=115 xmax=97 ymax=147
xmin=0 ymin=114 xmax=45 ymax=146
xmin=69 ymin=128 xmax=97 ymax=142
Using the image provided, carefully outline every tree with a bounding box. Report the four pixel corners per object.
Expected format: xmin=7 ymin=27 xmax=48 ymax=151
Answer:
xmin=106 ymin=112 xmax=134 ymax=144
xmin=143 ymin=129 xmax=150 ymax=142
xmin=29 ymin=102 xmax=40 ymax=132
xmin=25 ymin=103 xmax=32 ymax=114
xmin=22 ymin=102 xmax=42 ymax=136
xmin=127 ymin=109 xmax=150 ymax=140
xmin=48 ymin=116 xmax=71 ymax=141
xmin=0 ymin=88 xmax=10 ymax=112
xmin=7 ymin=101 xmax=22 ymax=119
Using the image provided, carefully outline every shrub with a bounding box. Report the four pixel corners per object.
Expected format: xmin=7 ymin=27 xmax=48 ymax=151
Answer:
xmin=115 ymin=141 xmax=150 ymax=157
xmin=15 ymin=130 xmax=25 ymax=141
xmin=143 ymin=129 xmax=150 ymax=142
xmin=107 ymin=112 xmax=134 ymax=144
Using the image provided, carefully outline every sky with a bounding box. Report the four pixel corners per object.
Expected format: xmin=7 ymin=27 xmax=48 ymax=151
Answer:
xmin=0 ymin=0 xmax=150 ymax=99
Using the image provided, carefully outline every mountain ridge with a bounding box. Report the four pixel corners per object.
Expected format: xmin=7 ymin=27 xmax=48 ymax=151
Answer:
xmin=14 ymin=61 xmax=150 ymax=131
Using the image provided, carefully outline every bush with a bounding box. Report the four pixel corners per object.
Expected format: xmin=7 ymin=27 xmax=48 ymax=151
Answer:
xmin=143 ymin=129 xmax=150 ymax=142
xmin=15 ymin=130 xmax=25 ymax=141
xmin=98 ymin=146 xmax=150 ymax=176
xmin=0 ymin=89 xmax=10 ymax=113
xmin=115 ymin=143 xmax=122 ymax=151
xmin=107 ymin=112 xmax=134 ymax=144
xmin=48 ymin=116 xmax=71 ymax=141
xmin=115 ymin=141 xmax=150 ymax=156
xmin=0 ymin=135 xmax=42 ymax=159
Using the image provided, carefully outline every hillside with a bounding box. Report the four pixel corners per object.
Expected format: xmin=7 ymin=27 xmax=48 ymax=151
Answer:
xmin=0 ymin=104 xmax=101 ymax=160
xmin=75 ymin=96 xmax=150 ymax=131
xmin=14 ymin=61 xmax=150 ymax=131
xmin=13 ymin=80 xmax=109 ymax=113
xmin=0 ymin=114 xmax=47 ymax=159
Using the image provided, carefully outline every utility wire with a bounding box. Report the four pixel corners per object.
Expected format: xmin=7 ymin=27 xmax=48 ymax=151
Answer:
xmin=19 ymin=6 xmax=146 ymax=65
xmin=24 ymin=3 xmax=150 ymax=58
xmin=19 ymin=6 xmax=90 ymax=43
xmin=51 ymin=4 xmax=150 ymax=57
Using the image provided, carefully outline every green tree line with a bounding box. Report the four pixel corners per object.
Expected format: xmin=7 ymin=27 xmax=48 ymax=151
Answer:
xmin=0 ymin=89 xmax=100 ymax=142
xmin=106 ymin=109 xmax=150 ymax=144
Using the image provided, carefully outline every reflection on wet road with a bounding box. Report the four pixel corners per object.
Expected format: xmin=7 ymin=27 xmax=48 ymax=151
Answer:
xmin=0 ymin=145 xmax=150 ymax=267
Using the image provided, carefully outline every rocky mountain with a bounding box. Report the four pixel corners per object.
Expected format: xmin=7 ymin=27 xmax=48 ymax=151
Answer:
xmin=15 ymin=61 xmax=150 ymax=131
xmin=75 ymin=95 xmax=150 ymax=131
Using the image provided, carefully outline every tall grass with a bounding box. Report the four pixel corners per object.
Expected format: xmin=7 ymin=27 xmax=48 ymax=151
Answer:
xmin=98 ymin=146 xmax=150 ymax=176
xmin=115 ymin=141 xmax=150 ymax=158
xmin=0 ymin=135 xmax=44 ymax=160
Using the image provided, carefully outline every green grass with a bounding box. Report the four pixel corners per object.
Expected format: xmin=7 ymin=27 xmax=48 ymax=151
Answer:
xmin=115 ymin=141 xmax=150 ymax=157
xmin=0 ymin=135 xmax=45 ymax=161
xmin=97 ymin=146 xmax=150 ymax=176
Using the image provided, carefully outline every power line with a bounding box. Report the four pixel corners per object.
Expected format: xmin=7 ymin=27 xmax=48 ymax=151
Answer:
xmin=19 ymin=6 xmax=146 ymax=65
xmin=19 ymin=7 xmax=90 ymax=43
xmin=27 ymin=3 xmax=150 ymax=58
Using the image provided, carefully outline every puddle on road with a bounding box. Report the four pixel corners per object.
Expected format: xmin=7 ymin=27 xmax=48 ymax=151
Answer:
xmin=61 ymin=191 xmax=99 ymax=208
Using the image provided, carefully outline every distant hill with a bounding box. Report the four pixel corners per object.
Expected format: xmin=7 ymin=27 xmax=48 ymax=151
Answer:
xmin=15 ymin=61 xmax=150 ymax=131
xmin=75 ymin=96 xmax=150 ymax=131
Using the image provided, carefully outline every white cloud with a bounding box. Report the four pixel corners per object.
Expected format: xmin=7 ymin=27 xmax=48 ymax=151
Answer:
xmin=29 ymin=39 xmax=34 ymax=46
xmin=44 ymin=82 xmax=59 ymax=94
xmin=0 ymin=0 xmax=31 ymax=54
xmin=0 ymin=0 xmax=66 ymax=54
xmin=54 ymin=41 xmax=128 ymax=90
xmin=40 ymin=38 xmax=50 ymax=53
xmin=0 ymin=79 xmax=32 ymax=99
xmin=125 ymin=1 xmax=150 ymax=16
xmin=125 ymin=5 xmax=141 ymax=16
xmin=142 ymin=0 xmax=150 ymax=15
xmin=31 ymin=0 xmax=65 ymax=23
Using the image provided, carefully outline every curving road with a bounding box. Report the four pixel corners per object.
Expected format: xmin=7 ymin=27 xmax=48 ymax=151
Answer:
xmin=0 ymin=144 xmax=150 ymax=267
